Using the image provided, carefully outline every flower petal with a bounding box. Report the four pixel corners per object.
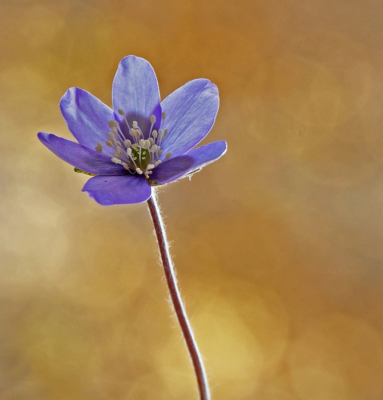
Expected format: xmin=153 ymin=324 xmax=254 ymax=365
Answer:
xmin=38 ymin=132 xmax=125 ymax=175
xmin=150 ymin=140 xmax=227 ymax=184
xmin=82 ymin=175 xmax=152 ymax=205
xmin=60 ymin=87 xmax=115 ymax=149
xmin=160 ymin=79 xmax=219 ymax=158
xmin=112 ymin=56 xmax=161 ymax=136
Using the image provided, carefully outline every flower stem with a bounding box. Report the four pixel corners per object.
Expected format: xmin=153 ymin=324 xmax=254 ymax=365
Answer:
xmin=147 ymin=193 xmax=210 ymax=400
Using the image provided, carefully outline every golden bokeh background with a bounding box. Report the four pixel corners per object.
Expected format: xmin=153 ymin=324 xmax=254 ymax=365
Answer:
xmin=1 ymin=0 xmax=383 ymax=399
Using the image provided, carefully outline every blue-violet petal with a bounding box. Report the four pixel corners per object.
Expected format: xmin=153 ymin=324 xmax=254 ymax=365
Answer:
xmin=150 ymin=140 xmax=227 ymax=184
xmin=38 ymin=132 xmax=125 ymax=175
xmin=60 ymin=87 xmax=115 ymax=150
xmin=112 ymin=56 xmax=161 ymax=136
xmin=160 ymin=79 xmax=219 ymax=158
xmin=82 ymin=175 xmax=152 ymax=205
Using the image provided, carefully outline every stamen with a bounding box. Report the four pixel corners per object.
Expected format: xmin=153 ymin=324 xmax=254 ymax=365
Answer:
xmin=113 ymin=124 xmax=126 ymax=144
xmin=118 ymin=109 xmax=131 ymax=130
xmin=105 ymin=113 xmax=169 ymax=176
xmin=122 ymin=162 xmax=131 ymax=171
xmin=95 ymin=142 xmax=103 ymax=153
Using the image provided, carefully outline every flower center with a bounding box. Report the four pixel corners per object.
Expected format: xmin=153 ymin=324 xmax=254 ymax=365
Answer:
xmin=94 ymin=111 xmax=172 ymax=178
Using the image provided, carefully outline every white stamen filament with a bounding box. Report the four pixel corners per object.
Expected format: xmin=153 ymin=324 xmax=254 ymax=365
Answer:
xmin=96 ymin=114 xmax=172 ymax=178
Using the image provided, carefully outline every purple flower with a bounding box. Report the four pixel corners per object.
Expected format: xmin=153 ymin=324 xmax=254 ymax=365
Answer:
xmin=38 ymin=56 xmax=227 ymax=205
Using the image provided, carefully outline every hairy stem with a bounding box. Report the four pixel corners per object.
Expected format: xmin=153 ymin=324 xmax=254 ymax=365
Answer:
xmin=147 ymin=193 xmax=210 ymax=400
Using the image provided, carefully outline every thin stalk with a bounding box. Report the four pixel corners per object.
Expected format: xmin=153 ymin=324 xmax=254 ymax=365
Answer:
xmin=147 ymin=193 xmax=210 ymax=400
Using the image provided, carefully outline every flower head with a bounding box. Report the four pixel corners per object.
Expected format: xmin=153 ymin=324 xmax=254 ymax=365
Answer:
xmin=38 ymin=56 xmax=227 ymax=205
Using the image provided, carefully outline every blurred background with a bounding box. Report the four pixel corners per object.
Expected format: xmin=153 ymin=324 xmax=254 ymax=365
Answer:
xmin=1 ymin=0 xmax=383 ymax=399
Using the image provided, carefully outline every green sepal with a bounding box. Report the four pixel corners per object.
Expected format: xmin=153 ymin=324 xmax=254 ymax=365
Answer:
xmin=147 ymin=177 xmax=162 ymax=187
xmin=74 ymin=167 xmax=97 ymax=177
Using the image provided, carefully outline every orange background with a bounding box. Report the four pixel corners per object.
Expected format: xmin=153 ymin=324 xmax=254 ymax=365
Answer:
xmin=1 ymin=0 xmax=383 ymax=399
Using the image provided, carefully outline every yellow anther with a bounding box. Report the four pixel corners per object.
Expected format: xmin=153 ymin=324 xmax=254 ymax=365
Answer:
xmin=108 ymin=120 xmax=118 ymax=128
xmin=161 ymin=112 xmax=166 ymax=119
xmin=105 ymin=140 xmax=113 ymax=147
xmin=118 ymin=109 xmax=125 ymax=116
xmin=150 ymin=115 xmax=156 ymax=123
xmin=165 ymin=152 xmax=172 ymax=159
